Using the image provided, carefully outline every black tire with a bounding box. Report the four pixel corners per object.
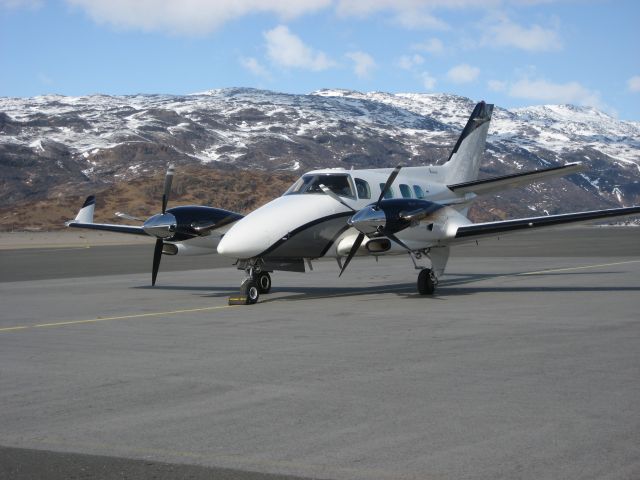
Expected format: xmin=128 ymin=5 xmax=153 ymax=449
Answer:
xmin=256 ymin=272 xmax=272 ymax=294
xmin=240 ymin=278 xmax=260 ymax=305
xmin=417 ymin=268 xmax=435 ymax=295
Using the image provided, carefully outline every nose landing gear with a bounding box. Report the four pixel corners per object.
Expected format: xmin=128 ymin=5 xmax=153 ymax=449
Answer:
xmin=228 ymin=261 xmax=272 ymax=305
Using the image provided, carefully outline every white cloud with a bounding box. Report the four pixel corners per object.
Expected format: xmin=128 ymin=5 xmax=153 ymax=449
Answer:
xmin=482 ymin=15 xmax=562 ymax=52
xmin=1 ymin=0 xmax=41 ymax=9
xmin=508 ymin=77 xmax=602 ymax=108
xmin=487 ymin=79 xmax=507 ymax=92
xmin=346 ymin=51 xmax=376 ymax=78
xmin=37 ymin=72 xmax=53 ymax=85
xmin=447 ymin=64 xmax=480 ymax=84
xmin=397 ymin=54 xmax=424 ymax=70
xmin=335 ymin=1 xmax=509 ymax=17
xmin=240 ymin=57 xmax=270 ymax=79
xmin=65 ymin=0 xmax=331 ymax=35
xmin=62 ymin=0 xmax=569 ymax=37
xmin=393 ymin=9 xmax=449 ymax=30
xmin=627 ymin=76 xmax=640 ymax=93
xmin=420 ymin=71 xmax=437 ymax=90
xmin=264 ymin=25 xmax=335 ymax=71
xmin=412 ymin=38 xmax=444 ymax=55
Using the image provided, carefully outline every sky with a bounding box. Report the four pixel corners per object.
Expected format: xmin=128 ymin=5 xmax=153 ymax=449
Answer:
xmin=1 ymin=0 xmax=639 ymax=120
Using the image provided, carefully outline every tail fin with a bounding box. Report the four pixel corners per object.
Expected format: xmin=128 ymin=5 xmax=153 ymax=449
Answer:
xmin=442 ymin=101 xmax=493 ymax=184
xmin=73 ymin=195 xmax=95 ymax=223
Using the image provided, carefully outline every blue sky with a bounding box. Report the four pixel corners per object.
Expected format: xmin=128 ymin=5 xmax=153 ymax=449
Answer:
xmin=1 ymin=0 xmax=639 ymax=120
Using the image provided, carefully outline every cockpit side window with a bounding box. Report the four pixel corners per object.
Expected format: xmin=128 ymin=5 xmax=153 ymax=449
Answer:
xmin=355 ymin=178 xmax=371 ymax=199
xmin=379 ymin=183 xmax=394 ymax=199
xmin=285 ymin=174 xmax=355 ymax=198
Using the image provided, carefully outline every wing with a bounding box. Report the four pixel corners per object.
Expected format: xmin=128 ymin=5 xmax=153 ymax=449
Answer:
xmin=447 ymin=163 xmax=584 ymax=196
xmin=67 ymin=221 xmax=148 ymax=236
xmin=454 ymin=206 xmax=640 ymax=241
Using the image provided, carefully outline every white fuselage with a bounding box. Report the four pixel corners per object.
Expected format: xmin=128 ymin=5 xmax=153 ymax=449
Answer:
xmin=215 ymin=166 xmax=472 ymax=261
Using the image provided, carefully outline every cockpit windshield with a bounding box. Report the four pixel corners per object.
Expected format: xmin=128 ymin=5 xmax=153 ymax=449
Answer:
xmin=285 ymin=174 xmax=355 ymax=198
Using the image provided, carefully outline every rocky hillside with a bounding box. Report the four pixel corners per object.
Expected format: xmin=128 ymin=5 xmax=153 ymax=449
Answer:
xmin=1 ymin=88 xmax=639 ymax=230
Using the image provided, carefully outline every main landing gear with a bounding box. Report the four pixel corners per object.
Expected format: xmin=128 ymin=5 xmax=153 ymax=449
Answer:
xmin=417 ymin=268 xmax=437 ymax=295
xmin=229 ymin=262 xmax=272 ymax=305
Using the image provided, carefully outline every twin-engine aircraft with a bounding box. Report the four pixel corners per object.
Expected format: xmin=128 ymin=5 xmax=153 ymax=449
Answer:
xmin=68 ymin=101 xmax=640 ymax=304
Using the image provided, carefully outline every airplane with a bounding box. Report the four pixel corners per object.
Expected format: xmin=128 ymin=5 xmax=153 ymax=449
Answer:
xmin=67 ymin=101 xmax=640 ymax=304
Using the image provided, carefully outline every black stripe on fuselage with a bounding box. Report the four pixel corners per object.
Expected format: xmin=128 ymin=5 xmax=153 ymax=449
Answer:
xmin=258 ymin=212 xmax=353 ymax=259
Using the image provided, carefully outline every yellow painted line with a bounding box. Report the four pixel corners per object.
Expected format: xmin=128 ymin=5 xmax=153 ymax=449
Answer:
xmin=518 ymin=259 xmax=640 ymax=276
xmin=0 ymin=325 xmax=30 ymax=332
xmin=0 ymin=244 xmax=91 ymax=251
xmin=0 ymin=305 xmax=233 ymax=333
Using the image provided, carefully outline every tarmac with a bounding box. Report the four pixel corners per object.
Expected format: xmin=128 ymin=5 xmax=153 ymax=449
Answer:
xmin=0 ymin=227 xmax=639 ymax=479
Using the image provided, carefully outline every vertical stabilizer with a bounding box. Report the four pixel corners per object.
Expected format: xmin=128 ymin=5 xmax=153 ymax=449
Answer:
xmin=442 ymin=101 xmax=493 ymax=184
xmin=74 ymin=195 xmax=95 ymax=223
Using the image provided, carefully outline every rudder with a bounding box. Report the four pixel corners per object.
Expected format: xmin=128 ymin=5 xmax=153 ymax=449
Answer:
xmin=442 ymin=101 xmax=493 ymax=184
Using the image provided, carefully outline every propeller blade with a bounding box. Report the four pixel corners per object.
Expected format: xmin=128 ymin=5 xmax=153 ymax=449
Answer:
xmin=152 ymin=238 xmax=163 ymax=286
xmin=339 ymin=232 xmax=365 ymax=277
xmin=319 ymin=184 xmax=355 ymax=212
xmin=161 ymin=164 xmax=175 ymax=214
xmin=386 ymin=232 xmax=412 ymax=253
xmin=376 ymin=165 xmax=402 ymax=207
xmin=115 ymin=211 xmax=145 ymax=222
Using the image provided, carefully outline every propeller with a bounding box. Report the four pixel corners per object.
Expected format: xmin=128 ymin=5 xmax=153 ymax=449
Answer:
xmin=152 ymin=238 xmax=163 ymax=286
xmin=115 ymin=211 xmax=145 ymax=222
xmin=338 ymin=232 xmax=364 ymax=277
xmin=162 ymin=164 xmax=174 ymax=214
xmin=142 ymin=164 xmax=176 ymax=286
xmin=336 ymin=166 xmax=413 ymax=276
xmin=319 ymin=184 xmax=355 ymax=212
xmin=376 ymin=165 xmax=401 ymax=207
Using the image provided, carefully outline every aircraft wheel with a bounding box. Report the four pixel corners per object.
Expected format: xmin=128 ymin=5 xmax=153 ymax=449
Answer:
xmin=256 ymin=272 xmax=272 ymax=294
xmin=417 ymin=268 xmax=436 ymax=295
xmin=240 ymin=278 xmax=260 ymax=305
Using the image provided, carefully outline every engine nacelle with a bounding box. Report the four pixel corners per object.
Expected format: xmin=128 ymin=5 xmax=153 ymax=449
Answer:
xmin=162 ymin=242 xmax=219 ymax=256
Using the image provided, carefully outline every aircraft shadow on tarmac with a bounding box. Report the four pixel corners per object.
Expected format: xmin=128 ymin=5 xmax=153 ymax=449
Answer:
xmin=132 ymin=270 xmax=638 ymax=302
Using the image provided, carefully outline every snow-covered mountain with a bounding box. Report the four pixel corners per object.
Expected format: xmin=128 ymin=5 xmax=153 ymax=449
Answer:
xmin=1 ymin=87 xmax=639 ymax=220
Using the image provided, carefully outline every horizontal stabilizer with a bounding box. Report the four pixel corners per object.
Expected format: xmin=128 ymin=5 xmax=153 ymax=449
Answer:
xmin=448 ymin=163 xmax=584 ymax=196
xmin=455 ymin=206 xmax=640 ymax=240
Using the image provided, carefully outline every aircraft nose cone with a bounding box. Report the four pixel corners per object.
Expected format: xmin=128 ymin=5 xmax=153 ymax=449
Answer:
xmin=143 ymin=213 xmax=177 ymax=239
xmin=217 ymin=227 xmax=270 ymax=258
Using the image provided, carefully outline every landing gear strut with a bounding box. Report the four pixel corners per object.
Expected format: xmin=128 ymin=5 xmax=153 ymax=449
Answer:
xmin=417 ymin=268 xmax=437 ymax=295
xmin=229 ymin=261 xmax=272 ymax=305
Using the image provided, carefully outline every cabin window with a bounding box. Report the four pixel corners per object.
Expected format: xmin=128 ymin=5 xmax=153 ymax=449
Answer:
xmin=285 ymin=174 xmax=355 ymax=198
xmin=355 ymin=178 xmax=371 ymax=199
xmin=413 ymin=185 xmax=425 ymax=199
xmin=379 ymin=183 xmax=394 ymax=199
xmin=399 ymin=184 xmax=412 ymax=198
